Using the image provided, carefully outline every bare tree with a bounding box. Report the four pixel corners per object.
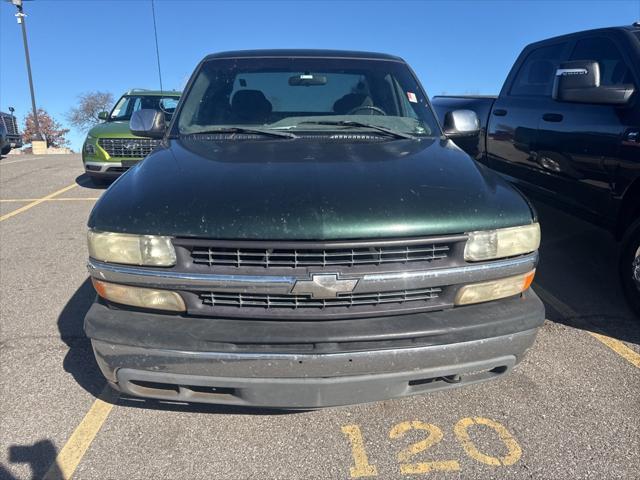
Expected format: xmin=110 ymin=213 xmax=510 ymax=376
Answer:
xmin=67 ymin=91 xmax=114 ymax=131
xmin=23 ymin=109 xmax=69 ymax=147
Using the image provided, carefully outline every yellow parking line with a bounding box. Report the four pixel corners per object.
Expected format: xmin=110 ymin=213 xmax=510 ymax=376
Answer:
xmin=0 ymin=197 xmax=99 ymax=203
xmin=43 ymin=386 xmax=117 ymax=480
xmin=0 ymin=183 xmax=79 ymax=222
xmin=534 ymin=283 xmax=640 ymax=369
xmin=0 ymin=199 xmax=40 ymax=203
xmin=589 ymin=332 xmax=640 ymax=369
xmin=0 ymin=156 xmax=45 ymax=166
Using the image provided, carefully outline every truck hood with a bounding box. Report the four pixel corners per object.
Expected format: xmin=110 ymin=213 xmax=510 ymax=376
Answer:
xmin=89 ymin=137 xmax=534 ymax=239
xmin=87 ymin=121 xmax=141 ymax=138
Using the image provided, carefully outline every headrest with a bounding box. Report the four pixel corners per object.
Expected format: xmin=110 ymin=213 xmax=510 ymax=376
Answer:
xmin=231 ymin=90 xmax=272 ymax=121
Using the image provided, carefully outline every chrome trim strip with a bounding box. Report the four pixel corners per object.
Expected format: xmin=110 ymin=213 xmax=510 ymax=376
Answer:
xmin=88 ymin=260 xmax=297 ymax=293
xmin=556 ymin=68 xmax=588 ymax=76
xmin=361 ymin=254 xmax=536 ymax=291
xmin=88 ymin=252 xmax=537 ymax=293
xmin=84 ymin=161 xmax=122 ymax=173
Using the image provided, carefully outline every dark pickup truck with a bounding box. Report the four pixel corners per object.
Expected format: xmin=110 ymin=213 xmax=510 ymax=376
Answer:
xmin=0 ymin=108 xmax=22 ymax=155
xmin=432 ymin=24 xmax=640 ymax=315
xmin=85 ymin=50 xmax=544 ymax=408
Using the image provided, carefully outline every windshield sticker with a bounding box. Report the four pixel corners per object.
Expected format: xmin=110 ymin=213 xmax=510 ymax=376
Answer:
xmin=407 ymin=92 xmax=418 ymax=103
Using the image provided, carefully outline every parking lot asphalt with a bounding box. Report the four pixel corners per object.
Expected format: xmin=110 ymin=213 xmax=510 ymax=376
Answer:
xmin=1 ymin=154 xmax=638 ymax=480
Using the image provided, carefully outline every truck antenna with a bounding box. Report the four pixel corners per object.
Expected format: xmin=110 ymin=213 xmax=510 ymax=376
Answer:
xmin=151 ymin=0 xmax=163 ymax=93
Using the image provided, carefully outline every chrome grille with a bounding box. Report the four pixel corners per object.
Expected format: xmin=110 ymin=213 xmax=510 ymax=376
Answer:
xmin=98 ymin=138 xmax=160 ymax=158
xmin=1 ymin=114 xmax=19 ymax=135
xmin=200 ymin=287 xmax=442 ymax=309
xmin=190 ymin=243 xmax=450 ymax=268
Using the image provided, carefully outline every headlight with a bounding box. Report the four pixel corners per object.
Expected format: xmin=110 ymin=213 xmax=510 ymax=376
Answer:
xmin=464 ymin=223 xmax=540 ymax=261
xmin=92 ymin=279 xmax=185 ymax=312
xmin=88 ymin=230 xmax=176 ymax=266
xmin=84 ymin=135 xmax=97 ymax=155
xmin=455 ymin=270 xmax=536 ymax=306
xmin=84 ymin=142 xmax=96 ymax=155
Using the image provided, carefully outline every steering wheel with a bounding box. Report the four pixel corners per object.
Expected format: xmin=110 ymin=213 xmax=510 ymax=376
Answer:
xmin=347 ymin=105 xmax=387 ymax=116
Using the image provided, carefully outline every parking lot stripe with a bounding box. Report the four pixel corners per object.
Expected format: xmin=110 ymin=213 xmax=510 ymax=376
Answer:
xmin=534 ymin=284 xmax=640 ymax=369
xmin=0 ymin=197 xmax=99 ymax=203
xmin=588 ymin=332 xmax=640 ymax=368
xmin=0 ymin=183 xmax=79 ymax=222
xmin=43 ymin=387 xmax=117 ymax=480
xmin=0 ymin=156 xmax=45 ymax=166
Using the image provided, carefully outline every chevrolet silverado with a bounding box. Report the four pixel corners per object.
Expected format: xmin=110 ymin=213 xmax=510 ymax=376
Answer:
xmin=85 ymin=50 xmax=544 ymax=408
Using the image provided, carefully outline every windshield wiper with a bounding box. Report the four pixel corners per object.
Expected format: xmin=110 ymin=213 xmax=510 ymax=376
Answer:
xmin=186 ymin=127 xmax=297 ymax=139
xmin=294 ymin=120 xmax=417 ymax=140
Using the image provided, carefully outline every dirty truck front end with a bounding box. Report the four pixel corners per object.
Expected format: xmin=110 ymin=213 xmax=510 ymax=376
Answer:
xmin=85 ymin=50 xmax=544 ymax=408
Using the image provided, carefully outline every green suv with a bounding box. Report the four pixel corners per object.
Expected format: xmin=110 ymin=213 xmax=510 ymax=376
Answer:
xmin=82 ymin=89 xmax=180 ymax=182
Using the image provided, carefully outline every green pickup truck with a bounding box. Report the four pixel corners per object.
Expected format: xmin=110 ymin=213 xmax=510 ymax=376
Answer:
xmin=85 ymin=50 xmax=544 ymax=408
xmin=81 ymin=89 xmax=180 ymax=182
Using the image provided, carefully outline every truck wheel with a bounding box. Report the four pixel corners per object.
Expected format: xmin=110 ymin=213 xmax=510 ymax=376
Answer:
xmin=1 ymin=145 xmax=10 ymax=155
xmin=620 ymin=217 xmax=640 ymax=318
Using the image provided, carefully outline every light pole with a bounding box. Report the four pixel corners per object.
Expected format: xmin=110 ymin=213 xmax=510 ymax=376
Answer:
xmin=9 ymin=0 xmax=44 ymax=142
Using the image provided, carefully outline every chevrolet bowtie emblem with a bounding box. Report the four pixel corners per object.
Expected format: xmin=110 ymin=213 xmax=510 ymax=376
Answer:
xmin=291 ymin=273 xmax=359 ymax=299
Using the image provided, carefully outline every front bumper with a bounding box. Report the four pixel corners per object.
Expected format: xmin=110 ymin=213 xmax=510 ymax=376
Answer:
xmin=6 ymin=135 xmax=22 ymax=148
xmin=84 ymin=160 xmax=139 ymax=178
xmin=87 ymin=290 xmax=544 ymax=408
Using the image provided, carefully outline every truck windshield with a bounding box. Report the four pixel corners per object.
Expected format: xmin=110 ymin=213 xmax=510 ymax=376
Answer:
xmin=110 ymin=95 xmax=180 ymax=122
xmin=176 ymin=57 xmax=439 ymax=138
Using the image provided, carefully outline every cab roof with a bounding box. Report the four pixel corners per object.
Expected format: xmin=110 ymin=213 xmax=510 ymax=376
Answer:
xmin=124 ymin=89 xmax=181 ymax=96
xmin=527 ymin=24 xmax=640 ymax=46
xmin=203 ymin=49 xmax=405 ymax=62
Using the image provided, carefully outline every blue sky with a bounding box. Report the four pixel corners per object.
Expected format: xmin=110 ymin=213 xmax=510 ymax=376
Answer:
xmin=1 ymin=0 xmax=639 ymax=150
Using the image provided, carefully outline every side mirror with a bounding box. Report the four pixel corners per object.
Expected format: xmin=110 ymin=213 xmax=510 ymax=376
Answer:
xmin=552 ymin=60 xmax=635 ymax=105
xmin=130 ymin=109 xmax=166 ymax=139
xmin=97 ymin=111 xmax=109 ymax=120
xmin=443 ymin=109 xmax=480 ymax=137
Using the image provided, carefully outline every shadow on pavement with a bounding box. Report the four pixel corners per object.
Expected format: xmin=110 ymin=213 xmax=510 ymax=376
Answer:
xmin=57 ymin=278 xmax=299 ymax=416
xmin=58 ymin=278 xmax=106 ymax=399
xmin=1 ymin=439 xmax=61 ymax=480
xmin=533 ymin=200 xmax=640 ymax=345
xmin=75 ymin=173 xmax=111 ymax=190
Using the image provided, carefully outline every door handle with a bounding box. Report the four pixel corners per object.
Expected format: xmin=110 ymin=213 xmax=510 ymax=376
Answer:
xmin=542 ymin=113 xmax=563 ymax=122
xmin=493 ymin=109 xmax=507 ymax=116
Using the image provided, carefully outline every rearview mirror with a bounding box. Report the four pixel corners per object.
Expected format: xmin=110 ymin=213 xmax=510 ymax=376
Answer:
xmin=552 ymin=60 xmax=635 ymax=105
xmin=130 ymin=109 xmax=166 ymax=139
xmin=288 ymin=74 xmax=327 ymax=86
xmin=97 ymin=111 xmax=109 ymax=120
xmin=443 ymin=109 xmax=480 ymax=137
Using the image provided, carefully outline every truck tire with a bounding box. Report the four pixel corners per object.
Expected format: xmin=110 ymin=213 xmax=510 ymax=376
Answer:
xmin=619 ymin=217 xmax=640 ymax=318
xmin=1 ymin=145 xmax=10 ymax=156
